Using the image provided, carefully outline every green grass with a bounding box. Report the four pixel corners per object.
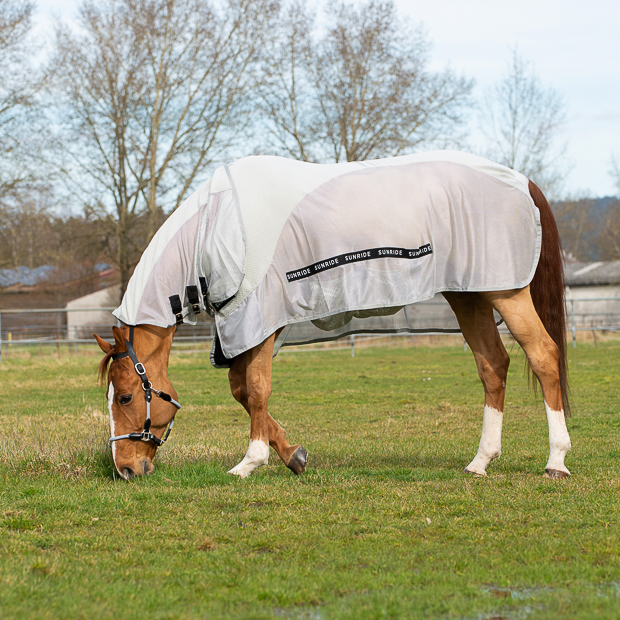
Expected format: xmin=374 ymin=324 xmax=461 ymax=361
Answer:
xmin=1 ymin=341 xmax=620 ymax=619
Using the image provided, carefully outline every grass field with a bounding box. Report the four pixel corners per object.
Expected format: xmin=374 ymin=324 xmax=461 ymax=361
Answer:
xmin=1 ymin=340 xmax=619 ymax=619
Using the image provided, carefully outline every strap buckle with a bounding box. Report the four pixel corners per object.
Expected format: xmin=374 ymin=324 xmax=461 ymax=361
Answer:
xmin=186 ymin=285 xmax=201 ymax=315
xmin=134 ymin=362 xmax=146 ymax=376
xmin=199 ymin=277 xmax=215 ymax=317
xmin=169 ymin=295 xmax=184 ymax=325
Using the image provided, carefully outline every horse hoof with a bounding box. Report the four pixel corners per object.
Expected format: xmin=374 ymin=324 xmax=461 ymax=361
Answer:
xmin=227 ymin=466 xmax=251 ymax=479
xmin=543 ymin=468 xmax=570 ymax=479
xmin=462 ymin=467 xmax=486 ymax=477
xmin=287 ymin=446 xmax=308 ymax=475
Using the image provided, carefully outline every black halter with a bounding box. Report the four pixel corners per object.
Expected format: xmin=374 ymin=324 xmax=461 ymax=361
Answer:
xmin=108 ymin=325 xmax=181 ymax=447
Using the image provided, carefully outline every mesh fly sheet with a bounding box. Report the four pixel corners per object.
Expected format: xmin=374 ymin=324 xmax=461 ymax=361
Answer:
xmin=113 ymin=151 xmax=541 ymax=367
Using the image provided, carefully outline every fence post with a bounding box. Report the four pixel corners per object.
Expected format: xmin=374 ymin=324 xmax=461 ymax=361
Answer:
xmin=570 ymin=299 xmax=576 ymax=348
xmin=0 ymin=312 xmax=2 ymax=363
xmin=350 ymin=334 xmax=355 ymax=357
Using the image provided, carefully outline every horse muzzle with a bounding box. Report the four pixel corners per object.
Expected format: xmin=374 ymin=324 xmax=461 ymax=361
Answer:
xmin=117 ymin=457 xmax=155 ymax=480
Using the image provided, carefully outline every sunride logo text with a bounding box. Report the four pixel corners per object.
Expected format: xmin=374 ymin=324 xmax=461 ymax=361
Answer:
xmin=286 ymin=243 xmax=432 ymax=282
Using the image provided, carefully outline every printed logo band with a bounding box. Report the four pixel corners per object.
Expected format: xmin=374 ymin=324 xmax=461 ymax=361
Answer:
xmin=286 ymin=244 xmax=433 ymax=282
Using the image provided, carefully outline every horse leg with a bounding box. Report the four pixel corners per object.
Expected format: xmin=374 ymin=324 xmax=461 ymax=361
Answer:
xmin=228 ymin=333 xmax=308 ymax=477
xmin=482 ymin=287 xmax=571 ymax=478
xmin=444 ymin=292 xmax=510 ymax=475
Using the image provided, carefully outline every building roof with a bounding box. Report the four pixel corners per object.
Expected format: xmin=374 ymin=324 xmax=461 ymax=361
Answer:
xmin=0 ymin=265 xmax=55 ymax=287
xmin=564 ymin=260 xmax=620 ymax=286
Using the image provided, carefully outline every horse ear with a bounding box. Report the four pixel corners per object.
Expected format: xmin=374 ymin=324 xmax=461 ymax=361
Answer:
xmin=94 ymin=333 xmax=113 ymax=354
xmin=112 ymin=326 xmax=127 ymax=353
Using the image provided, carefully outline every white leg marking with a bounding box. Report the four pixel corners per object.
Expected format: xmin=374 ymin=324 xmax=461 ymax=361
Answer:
xmin=107 ymin=383 xmax=128 ymax=480
xmin=465 ymin=405 xmax=503 ymax=476
xmin=228 ymin=440 xmax=269 ymax=478
xmin=544 ymin=401 xmax=571 ymax=475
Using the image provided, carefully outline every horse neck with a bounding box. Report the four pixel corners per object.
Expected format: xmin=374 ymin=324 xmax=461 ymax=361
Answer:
xmin=131 ymin=325 xmax=175 ymax=378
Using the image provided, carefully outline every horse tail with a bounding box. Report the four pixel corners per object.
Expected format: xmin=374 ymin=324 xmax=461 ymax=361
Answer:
xmin=527 ymin=179 xmax=570 ymax=416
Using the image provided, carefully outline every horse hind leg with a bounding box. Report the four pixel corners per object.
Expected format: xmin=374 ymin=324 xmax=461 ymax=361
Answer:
xmin=444 ymin=292 xmax=510 ymax=476
xmin=228 ymin=334 xmax=308 ymax=478
xmin=483 ymin=288 xmax=571 ymax=478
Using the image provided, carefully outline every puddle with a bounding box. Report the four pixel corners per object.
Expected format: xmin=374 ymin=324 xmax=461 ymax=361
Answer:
xmin=468 ymin=586 xmax=549 ymax=620
xmin=473 ymin=582 xmax=620 ymax=619
xmin=480 ymin=585 xmax=551 ymax=601
xmin=274 ymin=607 xmax=323 ymax=620
xmin=276 ymin=583 xmax=620 ymax=620
xmin=595 ymin=582 xmax=620 ymax=599
xmin=466 ymin=604 xmax=543 ymax=620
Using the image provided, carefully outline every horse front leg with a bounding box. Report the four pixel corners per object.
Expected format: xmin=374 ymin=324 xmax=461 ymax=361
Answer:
xmin=228 ymin=333 xmax=308 ymax=478
xmin=444 ymin=292 xmax=510 ymax=476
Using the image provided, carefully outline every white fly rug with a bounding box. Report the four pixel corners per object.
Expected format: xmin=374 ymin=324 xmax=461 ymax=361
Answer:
xmin=113 ymin=151 xmax=541 ymax=367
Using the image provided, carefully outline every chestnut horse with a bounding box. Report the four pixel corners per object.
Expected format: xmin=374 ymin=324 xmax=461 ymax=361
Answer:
xmin=95 ymin=180 xmax=571 ymax=481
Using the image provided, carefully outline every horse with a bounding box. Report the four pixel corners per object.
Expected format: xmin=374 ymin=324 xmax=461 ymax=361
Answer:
xmin=95 ymin=151 xmax=571 ymax=481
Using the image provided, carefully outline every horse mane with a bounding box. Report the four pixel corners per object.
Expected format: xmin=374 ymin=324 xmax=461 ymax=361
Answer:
xmin=98 ymin=349 xmax=115 ymax=385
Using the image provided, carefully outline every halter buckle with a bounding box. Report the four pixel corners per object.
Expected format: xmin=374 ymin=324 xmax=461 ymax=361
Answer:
xmin=134 ymin=362 xmax=146 ymax=376
xmin=140 ymin=430 xmax=153 ymax=442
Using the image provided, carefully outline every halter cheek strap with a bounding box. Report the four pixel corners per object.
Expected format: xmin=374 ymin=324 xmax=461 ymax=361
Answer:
xmin=108 ymin=325 xmax=181 ymax=447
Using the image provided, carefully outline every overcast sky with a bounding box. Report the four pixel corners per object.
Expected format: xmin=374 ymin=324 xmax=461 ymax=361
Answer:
xmin=35 ymin=0 xmax=620 ymax=197
xmin=392 ymin=0 xmax=620 ymax=198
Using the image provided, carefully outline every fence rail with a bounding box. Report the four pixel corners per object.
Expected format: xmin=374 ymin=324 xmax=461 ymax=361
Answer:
xmin=2 ymin=297 xmax=620 ymax=362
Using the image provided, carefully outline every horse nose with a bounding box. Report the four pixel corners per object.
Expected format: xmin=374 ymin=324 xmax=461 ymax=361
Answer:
xmin=122 ymin=466 xmax=136 ymax=480
xmin=142 ymin=459 xmax=155 ymax=476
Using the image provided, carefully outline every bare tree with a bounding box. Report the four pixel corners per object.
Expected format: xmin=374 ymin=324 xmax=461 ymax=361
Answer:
xmin=51 ymin=1 xmax=148 ymax=296
xmin=552 ymin=195 xmax=598 ymax=261
xmin=479 ymin=50 xmax=568 ymax=197
xmin=257 ymin=0 xmax=316 ymax=161
xmin=0 ymin=192 xmax=116 ymax=297
xmin=259 ymin=0 xmax=473 ymax=163
xmin=610 ymin=154 xmax=620 ymax=196
xmin=0 ymin=0 xmax=44 ymax=202
xmin=128 ymin=0 xmax=277 ymax=238
xmin=598 ymin=161 xmax=620 ymax=259
xmin=0 ymin=192 xmax=51 ymax=269
xmin=50 ymin=0 xmax=277 ymax=296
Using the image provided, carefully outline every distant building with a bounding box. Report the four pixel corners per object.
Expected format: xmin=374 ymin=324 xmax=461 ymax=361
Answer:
xmin=66 ymin=285 xmax=120 ymax=339
xmin=564 ymin=260 xmax=620 ymax=328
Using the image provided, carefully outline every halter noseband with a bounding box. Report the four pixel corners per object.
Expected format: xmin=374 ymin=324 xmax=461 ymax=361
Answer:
xmin=108 ymin=325 xmax=181 ymax=447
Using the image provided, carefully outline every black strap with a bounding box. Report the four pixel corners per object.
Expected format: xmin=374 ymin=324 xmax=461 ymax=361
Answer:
xmin=123 ymin=431 xmax=165 ymax=446
xmin=199 ymin=277 xmax=209 ymax=304
xmin=186 ymin=285 xmax=201 ymax=315
xmin=111 ymin=324 xmax=135 ymax=362
xmin=117 ymin=326 xmax=152 ymax=400
xmin=169 ymin=295 xmax=184 ymax=325
xmin=211 ymin=295 xmax=235 ymax=311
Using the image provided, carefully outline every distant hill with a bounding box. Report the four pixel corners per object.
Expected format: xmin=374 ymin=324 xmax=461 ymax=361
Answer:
xmin=553 ymin=196 xmax=620 ymax=262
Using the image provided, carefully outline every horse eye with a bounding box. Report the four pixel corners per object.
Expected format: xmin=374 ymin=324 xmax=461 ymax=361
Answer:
xmin=118 ymin=394 xmax=133 ymax=406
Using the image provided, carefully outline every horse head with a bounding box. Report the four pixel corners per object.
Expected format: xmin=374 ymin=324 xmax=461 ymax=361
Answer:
xmin=94 ymin=325 xmax=179 ymax=480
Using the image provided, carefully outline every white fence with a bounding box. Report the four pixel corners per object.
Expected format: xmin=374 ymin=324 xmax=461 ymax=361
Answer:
xmin=1 ymin=297 xmax=620 ymax=362
xmin=0 ymin=307 xmax=215 ymax=362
